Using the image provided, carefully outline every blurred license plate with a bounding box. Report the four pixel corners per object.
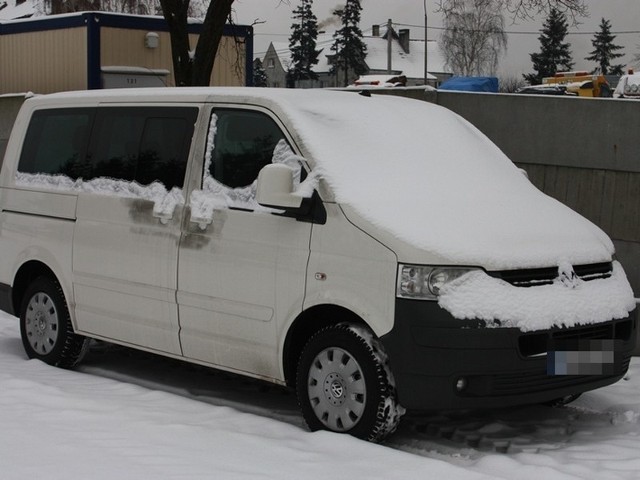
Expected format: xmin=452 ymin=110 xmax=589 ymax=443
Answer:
xmin=547 ymin=339 xmax=621 ymax=375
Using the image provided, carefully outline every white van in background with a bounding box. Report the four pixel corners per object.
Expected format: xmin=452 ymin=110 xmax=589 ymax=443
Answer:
xmin=0 ymin=88 xmax=636 ymax=442
xmin=613 ymin=70 xmax=640 ymax=99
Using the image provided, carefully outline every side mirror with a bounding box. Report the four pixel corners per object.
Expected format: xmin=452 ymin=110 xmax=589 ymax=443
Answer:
xmin=256 ymin=164 xmax=304 ymax=209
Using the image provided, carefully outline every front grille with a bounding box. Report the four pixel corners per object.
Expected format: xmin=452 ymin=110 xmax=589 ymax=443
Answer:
xmin=488 ymin=262 xmax=612 ymax=287
xmin=519 ymin=318 xmax=633 ymax=357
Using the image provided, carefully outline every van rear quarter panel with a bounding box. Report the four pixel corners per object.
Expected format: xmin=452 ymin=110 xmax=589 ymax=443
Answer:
xmin=0 ymin=187 xmax=76 ymax=323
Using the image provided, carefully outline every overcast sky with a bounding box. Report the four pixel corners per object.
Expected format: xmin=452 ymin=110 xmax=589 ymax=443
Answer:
xmin=231 ymin=0 xmax=640 ymax=78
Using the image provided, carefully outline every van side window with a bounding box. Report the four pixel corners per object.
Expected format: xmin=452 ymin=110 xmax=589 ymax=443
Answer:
xmin=85 ymin=107 xmax=197 ymax=190
xmin=208 ymin=110 xmax=287 ymax=188
xmin=18 ymin=108 xmax=94 ymax=176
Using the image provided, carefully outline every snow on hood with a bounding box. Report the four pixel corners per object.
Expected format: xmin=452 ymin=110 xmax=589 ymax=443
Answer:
xmin=438 ymin=261 xmax=635 ymax=332
xmin=274 ymin=91 xmax=614 ymax=270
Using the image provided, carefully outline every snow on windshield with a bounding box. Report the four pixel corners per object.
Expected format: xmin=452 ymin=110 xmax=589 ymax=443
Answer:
xmin=275 ymin=91 xmax=613 ymax=270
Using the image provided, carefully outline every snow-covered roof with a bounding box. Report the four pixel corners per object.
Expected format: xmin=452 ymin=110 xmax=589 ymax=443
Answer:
xmin=0 ymin=0 xmax=37 ymax=20
xmin=267 ymin=34 xmax=334 ymax=74
xmin=362 ymin=35 xmax=449 ymax=78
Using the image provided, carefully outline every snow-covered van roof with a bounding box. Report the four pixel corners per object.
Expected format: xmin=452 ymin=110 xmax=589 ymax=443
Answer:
xmin=24 ymin=87 xmax=615 ymax=271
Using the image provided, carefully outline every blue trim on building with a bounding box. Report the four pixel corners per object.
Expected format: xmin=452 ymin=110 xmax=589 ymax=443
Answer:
xmin=86 ymin=13 xmax=102 ymax=89
xmin=0 ymin=12 xmax=253 ymax=86
xmin=0 ymin=13 xmax=87 ymax=34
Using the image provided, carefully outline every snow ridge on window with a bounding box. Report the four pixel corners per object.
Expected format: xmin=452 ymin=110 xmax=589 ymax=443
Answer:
xmin=190 ymin=116 xmax=311 ymax=227
xmin=15 ymin=172 xmax=184 ymax=218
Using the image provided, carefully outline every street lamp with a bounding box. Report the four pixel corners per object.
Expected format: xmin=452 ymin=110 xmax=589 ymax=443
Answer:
xmin=424 ymin=0 xmax=428 ymax=86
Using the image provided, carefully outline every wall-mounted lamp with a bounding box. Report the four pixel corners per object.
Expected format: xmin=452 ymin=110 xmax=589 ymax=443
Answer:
xmin=145 ymin=32 xmax=159 ymax=49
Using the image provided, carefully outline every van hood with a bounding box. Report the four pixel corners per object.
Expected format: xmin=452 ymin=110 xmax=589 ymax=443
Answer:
xmin=276 ymin=91 xmax=614 ymax=270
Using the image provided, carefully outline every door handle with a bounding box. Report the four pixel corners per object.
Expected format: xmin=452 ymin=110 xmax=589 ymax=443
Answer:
xmin=152 ymin=210 xmax=173 ymax=225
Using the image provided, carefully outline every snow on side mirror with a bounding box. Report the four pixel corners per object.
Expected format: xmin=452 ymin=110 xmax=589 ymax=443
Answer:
xmin=256 ymin=164 xmax=304 ymax=210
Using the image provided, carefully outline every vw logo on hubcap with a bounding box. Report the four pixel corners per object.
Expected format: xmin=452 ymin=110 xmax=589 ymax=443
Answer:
xmin=330 ymin=380 xmax=344 ymax=398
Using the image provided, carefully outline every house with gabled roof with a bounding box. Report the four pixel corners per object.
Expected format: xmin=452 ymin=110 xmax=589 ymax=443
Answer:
xmin=260 ymin=25 xmax=451 ymax=89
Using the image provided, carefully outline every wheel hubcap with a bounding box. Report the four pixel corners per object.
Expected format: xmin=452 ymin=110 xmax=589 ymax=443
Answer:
xmin=24 ymin=292 xmax=59 ymax=355
xmin=307 ymin=347 xmax=366 ymax=432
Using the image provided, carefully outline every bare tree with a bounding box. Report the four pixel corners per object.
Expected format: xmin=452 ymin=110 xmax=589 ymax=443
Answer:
xmin=440 ymin=0 xmax=507 ymax=76
xmin=437 ymin=0 xmax=587 ymax=24
xmin=499 ymin=74 xmax=526 ymax=92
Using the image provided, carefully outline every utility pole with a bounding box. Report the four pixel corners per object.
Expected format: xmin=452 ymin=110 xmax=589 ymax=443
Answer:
xmin=387 ymin=18 xmax=392 ymax=74
xmin=424 ymin=0 xmax=428 ymax=85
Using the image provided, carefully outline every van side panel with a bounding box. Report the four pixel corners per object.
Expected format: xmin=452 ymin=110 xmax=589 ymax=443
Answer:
xmin=302 ymin=203 xmax=397 ymax=338
xmin=72 ymin=194 xmax=183 ymax=355
xmin=0 ymin=188 xmax=76 ymax=323
xmin=178 ymin=208 xmax=312 ymax=381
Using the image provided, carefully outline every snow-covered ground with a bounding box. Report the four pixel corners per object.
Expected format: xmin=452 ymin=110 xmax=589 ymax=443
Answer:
xmin=1 ymin=310 xmax=640 ymax=480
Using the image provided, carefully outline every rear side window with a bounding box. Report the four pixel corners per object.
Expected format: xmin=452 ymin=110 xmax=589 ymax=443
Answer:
xmin=18 ymin=106 xmax=197 ymax=191
xmin=85 ymin=107 xmax=197 ymax=189
xmin=18 ymin=108 xmax=94 ymax=177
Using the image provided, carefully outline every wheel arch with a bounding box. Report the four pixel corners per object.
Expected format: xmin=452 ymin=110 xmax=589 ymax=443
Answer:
xmin=12 ymin=261 xmax=59 ymax=317
xmin=282 ymin=304 xmax=369 ymax=388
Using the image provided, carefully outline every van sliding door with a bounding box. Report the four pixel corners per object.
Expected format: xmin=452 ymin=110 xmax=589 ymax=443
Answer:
xmin=72 ymin=106 xmax=197 ymax=354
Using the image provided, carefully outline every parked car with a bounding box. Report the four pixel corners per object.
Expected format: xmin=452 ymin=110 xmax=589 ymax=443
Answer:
xmin=516 ymin=85 xmax=568 ymax=95
xmin=0 ymin=88 xmax=635 ymax=442
xmin=350 ymin=74 xmax=407 ymax=88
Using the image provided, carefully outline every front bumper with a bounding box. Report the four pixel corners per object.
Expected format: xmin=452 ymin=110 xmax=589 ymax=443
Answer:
xmin=380 ymin=299 xmax=636 ymax=411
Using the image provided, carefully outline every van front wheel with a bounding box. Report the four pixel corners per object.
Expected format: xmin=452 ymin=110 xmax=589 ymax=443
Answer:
xmin=19 ymin=276 xmax=89 ymax=368
xmin=296 ymin=323 xmax=404 ymax=442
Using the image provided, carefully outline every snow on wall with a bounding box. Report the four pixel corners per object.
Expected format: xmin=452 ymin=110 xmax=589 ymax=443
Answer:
xmin=438 ymin=261 xmax=636 ymax=332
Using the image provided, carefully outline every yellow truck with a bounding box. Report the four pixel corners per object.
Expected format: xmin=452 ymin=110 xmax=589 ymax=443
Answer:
xmin=542 ymin=71 xmax=612 ymax=97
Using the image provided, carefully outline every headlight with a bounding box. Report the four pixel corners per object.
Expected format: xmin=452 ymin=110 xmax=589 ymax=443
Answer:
xmin=396 ymin=264 xmax=479 ymax=300
xmin=632 ymin=84 xmax=639 ymax=93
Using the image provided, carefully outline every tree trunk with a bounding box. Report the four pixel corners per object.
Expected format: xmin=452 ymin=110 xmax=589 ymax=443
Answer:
xmin=192 ymin=0 xmax=234 ymax=86
xmin=160 ymin=0 xmax=234 ymax=87
xmin=159 ymin=0 xmax=192 ymax=86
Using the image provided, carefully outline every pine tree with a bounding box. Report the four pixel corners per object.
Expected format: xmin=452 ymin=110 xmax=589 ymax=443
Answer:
xmin=288 ymin=0 xmax=320 ymax=86
xmin=253 ymin=59 xmax=268 ymax=87
xmin=585 ymin=18 xmax=625 ymax=75
xmin=524 ymin=8 xmax=574 ymax=85
xmin=331 ymin=0 xmax=367 ymax=87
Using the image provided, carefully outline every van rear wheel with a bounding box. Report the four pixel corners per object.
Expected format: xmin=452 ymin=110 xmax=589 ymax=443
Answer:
xmin=19 ymin=276 xmax=89 ymax=368
xmin=296 ymin=323 xmax=404 ymax=442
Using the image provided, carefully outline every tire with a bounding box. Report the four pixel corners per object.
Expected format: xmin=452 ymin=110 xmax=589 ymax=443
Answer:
xmin=296 ymin=323 xmax=404 ymax=442
xmin=19 ymin=276 xmax=89 ymax=368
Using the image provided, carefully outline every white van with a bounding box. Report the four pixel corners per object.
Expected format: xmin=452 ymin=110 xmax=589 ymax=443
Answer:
xmin=0 ymin=88 xmax=636 ymax=442
xmin=613 ymin=72 xmax=640 ymax=99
